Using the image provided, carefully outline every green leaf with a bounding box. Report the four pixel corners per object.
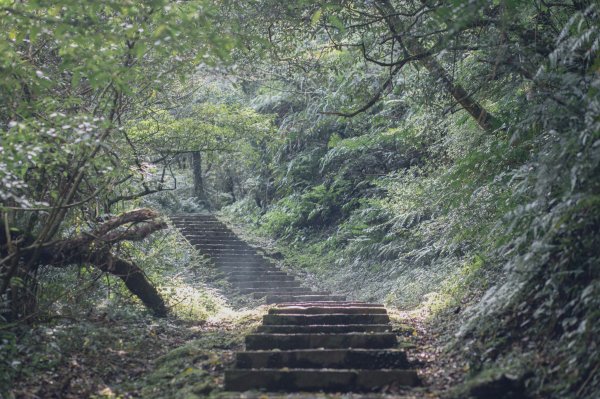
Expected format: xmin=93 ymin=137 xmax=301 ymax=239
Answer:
xmin=310 ymin=9 xmax=323 ymax=26
xmin=328 ymin=15 xmax=345 ymax=33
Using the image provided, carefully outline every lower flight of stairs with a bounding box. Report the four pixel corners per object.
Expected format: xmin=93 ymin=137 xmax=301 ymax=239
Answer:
xmin=224 ymin=301 xmax=420 ymax=392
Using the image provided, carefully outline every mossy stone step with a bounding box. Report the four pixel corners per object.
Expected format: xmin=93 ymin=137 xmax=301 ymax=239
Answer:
xmin=224 ymin=368 xmax=419 ymax=392
xmin=245 ymin=333 xmax=397 ymax=350
xmin=263 ymin=313 xmax=390 ymax=326
xmin=234 ymin=348 xmax=409 ymax=369
xmin=256 ymin=324 xmax=391 ymax=333
xmin=266 ymin=295 xmax=347 ymax=303
xmin=269 ymin=306 xmax=388 ymax=315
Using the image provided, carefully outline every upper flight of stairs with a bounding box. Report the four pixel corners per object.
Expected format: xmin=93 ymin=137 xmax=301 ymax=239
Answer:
xmin=170 ymin=213 xmax=421 ymax=394
xmin=170 ymin=214 xmax=345 ymax=303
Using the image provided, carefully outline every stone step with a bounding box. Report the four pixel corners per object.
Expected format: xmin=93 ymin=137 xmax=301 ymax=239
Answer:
xmin=273 ymin=302 xmax=384 ymax=308
xmin=201 ymin=252 xmax=259 ymax=257
xmin=181 ymin=233 xmax=237 ymax=237
xmin=212 ymin=260 xmax=267 ymax=265
xmin=198 ymin=249 xmax=258 ymax=256
xmin=224 ymin=270 xmax=289 ymax=276
xmin=269 ymin=306 xmax=388 ymax=315
xmin=219 ymin=266 xmax=281 ymax=273
xmin=210 ymin=255 xmax=266 ymax=260
xmin=188 ymin=237 xmax=248 ymax=243
xmin=184 ymin=231 xmax=236 ymax=236
xmin=171 ymin=216 xmax=217 ymax=220
xmin=172 ymin=220 xmax=219 ymax=224
xmin=245 ymin=333 xmax=397 ymax=350
xmin=196 ymin=247 xmax=257 ymax=253
xmin=190 ymin=242 xmax=250 ymax=247
xmin=216 ymin=260 xmax=275 ymax=265
xmin=180 ymin=229 xmax=231 ymax=233
xmin=180 ymin=230 xmax=237 ymax=235
xmin=256 ymin=324 xmax=392 ymax=333
xmin=178 ymin=226 xmax=230 ymax=230
xmin=224 ymin=369 xmax=419 ymax=392
xmin=262 ymin=313 xmax=390 ymax=326
xmin=220 ymin=268 xmax=281 ymax=275
xmin=215 ymin=258 xmax=272 ymax=263
xmin=173 ymin=219 xmax=224 ymax=222
xmin=252 ymin=291 xmax=327 ymax=298
xmin=266 ymin=295 xmax=347 ymax=304
xmin=226 ymin=274 xmax=295 ymax=282
xmin=234 ymin=348 xmax=408 ymax=369
xmin=179 ymin=226 xmax=228 ymax=230
xmin=232 ymin=281 xmax=302 ymax=289
xmin=216 ymin=261 xmax=275 ymax=267
xmin=241 ymin=287 xmax=312 ymax=295
xmin=181 ymin=231 xmax=239 ymax=236
xmin=188 ymin=236 xmax=240 ymax=241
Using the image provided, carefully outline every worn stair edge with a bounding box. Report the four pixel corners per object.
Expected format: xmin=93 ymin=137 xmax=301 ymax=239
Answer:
xmin=234 ymin=348 xmax=409 ymax=369
xmin=262 ymin=313 xmax=390 ymax=325
xmin=273 ymin=302 xmax=384 ymax=307
xmin=266 ymin=295 xmax=347 ymax=304
xmin=269 ymin=306 xmax=388 ymax=315
xmin=245 ymin=332 xmax=397 ymax=350
xmin=233 ymin=281 xmax=303 ymax=289
xmin=224 ymin=369 xmax=420 ymax=392
xmin=256 ymin=324 xmax=392 ymax=333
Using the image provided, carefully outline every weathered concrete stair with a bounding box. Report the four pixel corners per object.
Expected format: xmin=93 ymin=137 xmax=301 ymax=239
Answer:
xmin=171 ymin=214 xmax=420 ymax=393
xmin=225 ymin=302 xmax=420 ymax=393
xmin=170 ymin=214 xmax=344 ymax=303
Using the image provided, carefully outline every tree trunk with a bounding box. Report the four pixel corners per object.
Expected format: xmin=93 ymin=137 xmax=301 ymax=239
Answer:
xmin=191 ymin=151 xmax=209 ymax=208
xmin=1 ymin=209 xmax=169 ymax=319
xmin=100 ymin=254 xmax=168 ymax=317
xmin=375 ymin=0 xmax=500 ymax=132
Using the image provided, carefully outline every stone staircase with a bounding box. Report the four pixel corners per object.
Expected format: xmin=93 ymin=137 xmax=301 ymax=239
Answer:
xmin=169 ymin=214 xmax=344 ymax=303
xmin=170 ymin=214 xmax=420 ymax=393
xmin=225 ymin=302 xmax=420 ymax=392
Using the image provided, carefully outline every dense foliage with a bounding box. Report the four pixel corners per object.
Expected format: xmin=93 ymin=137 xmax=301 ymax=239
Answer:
xmin=1 ymin=0 xmax=598 ymax=398
xmin=216 ymin=1 xmax=600 ymax=397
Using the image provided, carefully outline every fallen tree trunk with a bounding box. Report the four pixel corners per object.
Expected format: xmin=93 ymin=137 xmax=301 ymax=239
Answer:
xmin=14 ymin=209 xmax=169 ymax=317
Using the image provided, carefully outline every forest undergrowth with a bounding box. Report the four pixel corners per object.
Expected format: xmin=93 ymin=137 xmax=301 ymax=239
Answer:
xmin=3 ymin=221 xmax=462 ymax=399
